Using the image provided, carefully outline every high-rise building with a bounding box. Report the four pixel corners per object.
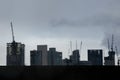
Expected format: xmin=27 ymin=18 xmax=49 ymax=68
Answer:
xmin=104 ymin=34 xmax=115 ymax=66
xmin=88 ymin=49 xmax=103 ymax=65
xmin=48 ymin=48 xmax=56 ymax=65
xmin=7 ymin=41 xmax=25 ymax=66
xmin=56 ymin=52 xmax=62 ymax=65
xmin=70 ymin=50 xmax=80 ymax=65
xmin=104 ymin=51 xmax=115 ymax=65
xmin=48 ymin=48 xmax=62 ymax=65
xmin=37 ymin=45 xmax=48 ymax=65
xmin=30 ymin=50 xmax=42 ymax=66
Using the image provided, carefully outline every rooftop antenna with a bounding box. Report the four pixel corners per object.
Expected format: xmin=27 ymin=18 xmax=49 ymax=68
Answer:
xmin=10 ymin=22 xmax=15 ymax=42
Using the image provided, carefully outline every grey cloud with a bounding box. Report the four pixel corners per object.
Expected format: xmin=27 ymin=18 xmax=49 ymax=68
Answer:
xmin=50 ymin=13 xmax=120 ymax=56
xmin=50 ymin=14 xmax=120 ymax=28
xmin=50 ymin=19 xmax=81 ymax=27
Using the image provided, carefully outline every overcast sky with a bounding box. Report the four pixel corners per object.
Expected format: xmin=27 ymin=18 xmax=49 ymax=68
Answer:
xmin=0 ymin=0 xmax=120 ymax=65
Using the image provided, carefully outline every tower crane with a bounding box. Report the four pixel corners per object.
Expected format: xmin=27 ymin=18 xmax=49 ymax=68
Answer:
xmin=107 ymin=38 xmax=110 ymax=51
xmin=76 ymin=40 xmax=77 ymax=50
xmin=111 ymin=34 xmax=114 ymax=51
xmin=70 ymin=41 xmax=72 ymax=54
xmin=10 ymin=22 xmax=15 ymax=42
xmin=115 ymin=46 xmax=120 ymax=66
xmin=10 ymin=22 xmax=17 ymax=55
xmin=80 ymin=41 xmax=82 ymax=55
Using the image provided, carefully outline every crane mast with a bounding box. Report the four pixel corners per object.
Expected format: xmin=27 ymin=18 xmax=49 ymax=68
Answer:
xmin=80 ymin=41 xmax=82 ymax=55
xmin=70 ymin=41 xmax=72 ymax=54
xmin=111 ymin=34 xmax=114 ymax=51
xmin=115 ymin=46 xmax=120 ymax=66
xmin=10 ymin=22 xmax=15 ymax=42
xmin=76 ymin=40 xmax=77 ymax=50
xmin=107 ymin=38 xmax=110 ymax=51
xmin=115 ymin=46 xmax=118 ymax=57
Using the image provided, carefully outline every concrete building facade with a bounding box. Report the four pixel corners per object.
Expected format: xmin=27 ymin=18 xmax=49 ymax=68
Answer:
xmin=37 ymin=45 xmax=48 ymax=65
xmin=104 ymin=51 xmax=115 ymax=65
xmin=88 ymin=49 xmax=103 ymax=65
xmin=70 ymin=50 xmax=80 ymax=65
xmin=30 ymin=50 xmax=42 ymax=65
xmin=48 ymin=48 xmax=62 ymax=65
xmin=7 ymin=41 xmax=25 ymax=66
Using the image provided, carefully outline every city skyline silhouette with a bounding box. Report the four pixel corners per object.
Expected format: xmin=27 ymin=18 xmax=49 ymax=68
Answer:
xmin=0 ymin=0 xmax=120 ymax=80
xmin=0 ymin=0 xmax=120 ymax=66
xmin=5 ymin=23 xmax=119 ymax=66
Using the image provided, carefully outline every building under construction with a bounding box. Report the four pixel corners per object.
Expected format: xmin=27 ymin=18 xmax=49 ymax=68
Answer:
xmin=104 ymin=35 xmax=115 ymax=66
xmin=7 ymin=42 xmax=25 ymax=66
xmin=7 ymin=22 xmax=25 ymax=66
xmin=104 ymin=51 xmax=115 ymax=65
